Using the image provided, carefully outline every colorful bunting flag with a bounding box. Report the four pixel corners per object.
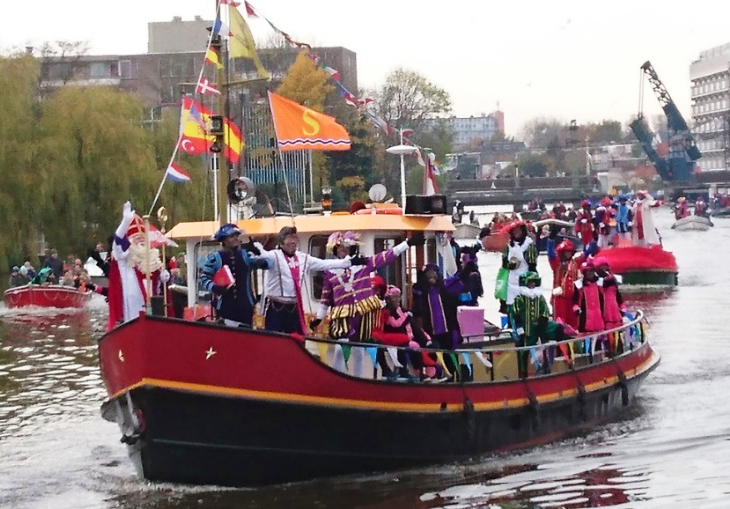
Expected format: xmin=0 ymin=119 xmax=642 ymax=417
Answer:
xmin=323 ymin=66 xmax=340 ymax=81
xmin=244 ymin=1 xmax=258 ymax=17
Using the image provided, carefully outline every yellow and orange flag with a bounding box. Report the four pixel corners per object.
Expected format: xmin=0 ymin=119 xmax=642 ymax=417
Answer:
xmin=268 ymin=91 xmax=351 ymax=152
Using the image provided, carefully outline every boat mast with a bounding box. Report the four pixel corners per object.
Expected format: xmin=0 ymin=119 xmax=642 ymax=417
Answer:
xmin=214 ymin=0 xmax=227 ymax=226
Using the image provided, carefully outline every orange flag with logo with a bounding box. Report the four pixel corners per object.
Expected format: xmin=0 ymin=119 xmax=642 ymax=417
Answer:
xmin=268 ymin=91 xmax=351 ymax=152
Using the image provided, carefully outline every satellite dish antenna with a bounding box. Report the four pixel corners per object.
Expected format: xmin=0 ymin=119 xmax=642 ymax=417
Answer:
xmin=368 ymin=183 xmax=387 ymax=202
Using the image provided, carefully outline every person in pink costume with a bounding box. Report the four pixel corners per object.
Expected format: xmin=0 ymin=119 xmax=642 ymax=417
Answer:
xmin=572 ymin=260 xmax=605 ymax=333
xmin=382 ymin=286 xmax=439 ymax=377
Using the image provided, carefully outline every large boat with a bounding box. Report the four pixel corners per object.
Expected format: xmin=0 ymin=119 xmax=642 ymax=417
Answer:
xmin=599 ymin=244 xmax=678 ymax=286
xmin=97 ymin=211 xmax=660 ymax=487
xmin=96 ymin=2 xmax=659 ymax=486
xmin=3 ymin=284 xmax=92 ymax=309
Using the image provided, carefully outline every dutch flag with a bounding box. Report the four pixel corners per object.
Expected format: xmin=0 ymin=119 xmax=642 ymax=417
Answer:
xmin=166 ymin=162 xmax=191 ymax=183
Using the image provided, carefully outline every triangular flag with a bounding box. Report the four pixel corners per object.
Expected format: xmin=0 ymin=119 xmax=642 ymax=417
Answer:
xmin=268 ymin=91 xmax=350 ymax=152
xmin=228 ymin=4 xmax=270 ymax=80
xmin=244 ymin=1 xmax=258 ymax=17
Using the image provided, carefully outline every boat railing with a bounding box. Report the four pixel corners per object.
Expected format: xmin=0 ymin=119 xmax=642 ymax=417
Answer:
xmin=302 ymin=310 xmax=647 ymax=383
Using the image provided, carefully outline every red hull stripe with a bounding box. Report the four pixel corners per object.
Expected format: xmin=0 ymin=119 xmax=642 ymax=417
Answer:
xmin=108 ymin=354 xmax=658 ymax=413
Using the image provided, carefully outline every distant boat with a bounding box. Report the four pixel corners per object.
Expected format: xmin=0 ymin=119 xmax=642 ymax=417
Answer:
xmin=671 ymin=215 xmax=712 ymax=231
xmin=4 ymin=285 xmax=92 ymax=308
xmin=453 ymin=222 xmax=481 ymax=240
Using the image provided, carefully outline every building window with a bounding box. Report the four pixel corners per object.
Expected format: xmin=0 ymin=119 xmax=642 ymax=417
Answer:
xmin=47 ymin=62 xmax=72 ymax=80
xmin=89 ymin=62 xmax=111 ymax=78
xmin=119 ymin=60 xmax=133 ymax=79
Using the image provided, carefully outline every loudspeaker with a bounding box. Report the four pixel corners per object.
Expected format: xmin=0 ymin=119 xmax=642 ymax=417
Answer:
xmin=405 ymin=194 xmax=447 ymax=215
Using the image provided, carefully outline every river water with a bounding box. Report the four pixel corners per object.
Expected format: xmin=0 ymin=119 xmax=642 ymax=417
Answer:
xmin=1 ymin=209 xmax=729 ymax=509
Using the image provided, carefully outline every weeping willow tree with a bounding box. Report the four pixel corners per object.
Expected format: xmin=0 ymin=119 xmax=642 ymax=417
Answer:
xmin=0 ymin=55 xmax=41 ymax=269
xmin=0 ymin=54 xmax=216 ymax=270
xmin=35 ymin=86 xmax=159 ymax=254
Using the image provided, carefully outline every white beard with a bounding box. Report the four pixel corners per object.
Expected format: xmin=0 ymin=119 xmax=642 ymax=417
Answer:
xmin=520 ymin=286 xmax=544 ymax=298
xmin=128 ymin=242 xmax=163 ymax=274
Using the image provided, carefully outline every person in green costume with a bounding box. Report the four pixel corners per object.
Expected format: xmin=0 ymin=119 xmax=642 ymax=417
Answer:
xmin=510 ymin=271 xmax=550 ymax=378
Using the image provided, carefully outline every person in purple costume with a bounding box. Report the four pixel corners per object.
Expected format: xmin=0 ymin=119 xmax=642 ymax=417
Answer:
xmin=412 ymin=263 xmax=464 ymax=377
xmin=311 ymin=231 xmax=424 ymax=341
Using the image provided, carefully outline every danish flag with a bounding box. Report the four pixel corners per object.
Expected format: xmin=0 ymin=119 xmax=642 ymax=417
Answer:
xmin=196 ymin=77 xmax=221 ymax=96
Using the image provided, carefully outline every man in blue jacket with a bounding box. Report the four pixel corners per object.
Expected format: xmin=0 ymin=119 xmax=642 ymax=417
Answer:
xmin=200 ymin=223 xmax=269 ymax=327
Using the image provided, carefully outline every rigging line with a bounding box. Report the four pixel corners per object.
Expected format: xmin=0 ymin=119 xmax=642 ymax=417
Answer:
xmin=148 ymin=3 xmax=222 ymax=216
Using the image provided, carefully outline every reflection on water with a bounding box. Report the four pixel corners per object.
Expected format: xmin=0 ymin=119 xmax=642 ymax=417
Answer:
xmin=2 ymin=210 xmax=730 ymax=509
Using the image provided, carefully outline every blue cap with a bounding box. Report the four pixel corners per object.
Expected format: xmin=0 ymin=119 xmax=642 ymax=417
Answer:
xmin=213 ymin=223 xmax=242 ymax=241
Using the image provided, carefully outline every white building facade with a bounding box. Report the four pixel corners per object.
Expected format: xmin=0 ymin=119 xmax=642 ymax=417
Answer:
xmin=690 ymin=43 xmax=730 ymax=172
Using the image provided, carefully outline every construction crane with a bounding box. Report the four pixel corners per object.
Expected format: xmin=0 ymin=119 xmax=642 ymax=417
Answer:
xmin=630 ymin=60 xmax=701 ymax=183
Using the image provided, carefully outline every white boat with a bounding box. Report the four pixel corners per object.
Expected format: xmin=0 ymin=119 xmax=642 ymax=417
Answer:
xmin=453 ymin=222 xmax=481 ymax=240
xmin=671 ymin=215 xmax=713 ymax=231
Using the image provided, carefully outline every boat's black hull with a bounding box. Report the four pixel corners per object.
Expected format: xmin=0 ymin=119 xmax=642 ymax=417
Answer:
xmin=109 ymin=367 xmax=655 ymax=487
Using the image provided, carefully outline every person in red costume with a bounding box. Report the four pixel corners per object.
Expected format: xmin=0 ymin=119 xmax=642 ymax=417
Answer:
xmin=547 ymin=238 xmax=584 ymax=330
xmin=575 ymin=200 xmax=595 ymax=246
xmin=572 ymin=261 xmax=605 ymax=333
xmin=593 ymin=256 xmax=626 ymax=331
xmin=674 ymin=197 xmax=690 ymax=220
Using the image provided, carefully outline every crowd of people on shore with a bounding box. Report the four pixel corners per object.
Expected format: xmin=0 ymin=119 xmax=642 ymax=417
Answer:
xmin=7 ymin=248 xmax=102 ymax=291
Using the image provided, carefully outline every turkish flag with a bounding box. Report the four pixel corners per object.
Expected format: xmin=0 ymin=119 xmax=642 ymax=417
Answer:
xmin=178 ymin=135 xmax=208 ymax=156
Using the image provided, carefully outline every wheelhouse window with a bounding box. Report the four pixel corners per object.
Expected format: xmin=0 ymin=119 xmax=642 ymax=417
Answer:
xmin=375 ymin=236 xmax=404 ymax=289
xmin=309 ymin=235 xmax=329 ymax=300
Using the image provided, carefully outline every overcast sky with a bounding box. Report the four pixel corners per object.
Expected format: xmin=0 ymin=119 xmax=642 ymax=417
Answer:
xmin=3 ymin=0 xmax=730 ymax=136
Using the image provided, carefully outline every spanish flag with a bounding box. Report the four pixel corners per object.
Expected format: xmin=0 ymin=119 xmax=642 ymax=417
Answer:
xmin=268 ymin=91 xmax=351 ymax=152
xmin=178 ymin=98 xmax=244 ymax=164
xmin=205 ymin=47 xmax=223 ymax=70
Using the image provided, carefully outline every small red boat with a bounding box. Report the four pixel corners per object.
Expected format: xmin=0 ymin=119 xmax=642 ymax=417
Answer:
xmin=3 ymin=285 xmax=92 ymax=309
xmin=600 ymin=245 xmax=678 ymax=286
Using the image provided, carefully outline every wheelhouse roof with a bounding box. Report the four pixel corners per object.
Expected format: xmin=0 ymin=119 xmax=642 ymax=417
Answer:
xmin=167 ymin=214 xmax=455 ymax=240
